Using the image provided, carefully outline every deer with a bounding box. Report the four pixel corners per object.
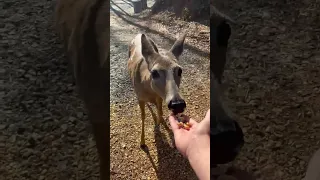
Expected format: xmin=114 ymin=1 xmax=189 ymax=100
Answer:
xmin=210 ymin=4 xmax=235 ymax=84
xmin=54 ymin=0 xmax=110 ymax=179
xmin=210 ymin=3 xmax=246 ymax=179
xmin=128 ymin=33 xmax=187 ymax=148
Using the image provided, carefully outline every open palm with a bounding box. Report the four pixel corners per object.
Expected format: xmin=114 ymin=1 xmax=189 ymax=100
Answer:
xmin=168 ymin=110 xmax=210 ymax=157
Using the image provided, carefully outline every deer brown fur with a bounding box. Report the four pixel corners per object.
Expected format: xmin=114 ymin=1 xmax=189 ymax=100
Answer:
xmin=128 ymin=33 xmax=187 ymax=147
xmin=54 ymin=0 xmax=109 ymax=179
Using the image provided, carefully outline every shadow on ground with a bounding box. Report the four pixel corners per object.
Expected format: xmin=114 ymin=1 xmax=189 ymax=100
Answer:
xmin=110 ymin=0 xmax=210 ymax=179
xmin=143 ymin=105 xmax=197 ymax=180
xmin=154 ymin=129 xmax=196 ymax=179
xmin=110 ymin=3 xmax=209 ymax=59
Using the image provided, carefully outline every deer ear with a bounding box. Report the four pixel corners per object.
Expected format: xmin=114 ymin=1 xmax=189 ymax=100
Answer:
xmin=141 ymin=34 xmax=157 ymax=59
xmin=148 ymin=38 xmax=159 ymax=53
xmin=170 ymin=32 xmax=186 ymax=59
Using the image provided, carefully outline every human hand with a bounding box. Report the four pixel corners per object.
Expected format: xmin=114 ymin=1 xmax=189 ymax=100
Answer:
xmin=168 ymin=109 xmax=210 ymax=158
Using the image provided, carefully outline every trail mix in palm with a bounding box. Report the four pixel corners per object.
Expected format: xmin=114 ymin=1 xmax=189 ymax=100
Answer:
xmin=175 ymin=113 xmax=192 ymax=130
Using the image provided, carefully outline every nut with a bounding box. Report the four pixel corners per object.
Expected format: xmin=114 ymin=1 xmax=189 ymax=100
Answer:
xmin=175 ymin=113 xmax=191 ymax=130
xmin=177 ymin=122 xmax=184 ymax=128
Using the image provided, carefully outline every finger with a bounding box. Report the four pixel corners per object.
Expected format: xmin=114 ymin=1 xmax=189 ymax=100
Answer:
xmin=168 ymin=115 xmax=180 ymax=131
xmin=204 ymin=109 xmax=210 ymax=123
xmin=186 ymin=118 xmax=197 ymax=126
xmin=197 ymin=109 xmax=210 ymax=134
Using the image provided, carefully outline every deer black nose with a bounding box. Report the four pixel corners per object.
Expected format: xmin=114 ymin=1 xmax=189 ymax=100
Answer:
xmin=168 ymin=99 xmax=186 ymax=114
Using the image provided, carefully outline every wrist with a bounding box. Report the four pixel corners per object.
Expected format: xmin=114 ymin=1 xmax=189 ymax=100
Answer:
xmin=186 ymin=134 xmax=210 ymax=159
xmin=186 ymin=134 xmax=210 ymax=180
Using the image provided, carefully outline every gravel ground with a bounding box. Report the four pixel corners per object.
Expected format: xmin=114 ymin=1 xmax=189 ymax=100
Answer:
xmin=2 ymin=0 xmax=319 ymax=180
xmin=1 ymin=0 xmax=210 ymax=180
xmin=1 ymin=0 xmax=99 ymax=179
xmin=110 ymin=1 xmax=210 ymax=179
xmin=221 ymin=0 xmax=320 ymax=179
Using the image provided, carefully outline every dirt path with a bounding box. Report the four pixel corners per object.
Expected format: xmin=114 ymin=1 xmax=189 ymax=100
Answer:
xmin=110 ymin=1 xmax=210 ymax=179
xmin=0 ymin=0 xmax=209 ymax=179
xmin=4 ymin=0 xmax=318 ymax=179
xmin=110 ymin=0 xmax=210 ymax=103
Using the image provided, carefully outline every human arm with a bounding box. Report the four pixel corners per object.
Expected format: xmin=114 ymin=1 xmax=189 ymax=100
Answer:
xmin=168 ymin=110 xmax=211 ymax=180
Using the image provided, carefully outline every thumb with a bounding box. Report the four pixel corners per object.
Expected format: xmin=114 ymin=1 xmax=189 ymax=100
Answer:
xmin=197 ymin=109 xmax=210 ymax=135
xmin=168 ymin=115 xmax=180 ymax=133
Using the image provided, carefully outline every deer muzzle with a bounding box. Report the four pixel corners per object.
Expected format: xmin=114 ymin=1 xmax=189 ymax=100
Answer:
xmin=168 ymin=99 xmax=186 ymax=114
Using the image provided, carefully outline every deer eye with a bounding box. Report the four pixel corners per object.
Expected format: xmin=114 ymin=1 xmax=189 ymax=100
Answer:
xmin=151 ymin=70 xmax=160 ymax=79
xmin=177 ymin=68 xmax=182 ymax=77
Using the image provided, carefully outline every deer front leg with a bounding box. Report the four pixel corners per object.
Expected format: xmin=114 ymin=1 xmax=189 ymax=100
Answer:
xmin=138 ymin=101 xmax=146 ymax=147
xmin=155 ymin=98 xmax=170 ymax=131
